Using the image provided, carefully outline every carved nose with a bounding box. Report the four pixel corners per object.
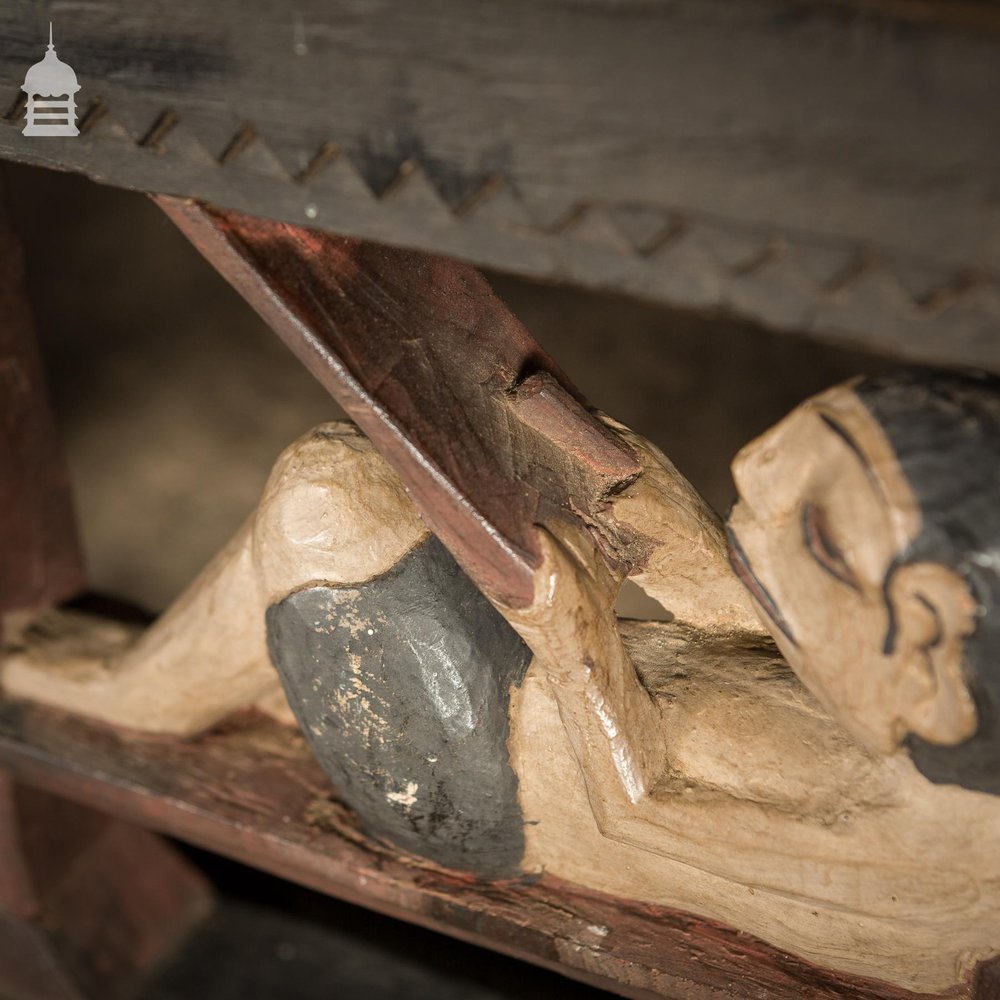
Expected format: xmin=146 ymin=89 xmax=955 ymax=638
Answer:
xmin=730 ymin=415 xmax=791 ymax=520
xmin=731 ymin=439 xmax=772 ymax=511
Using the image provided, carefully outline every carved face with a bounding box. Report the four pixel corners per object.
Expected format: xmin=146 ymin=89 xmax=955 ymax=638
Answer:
xmin=727 ymin=383 xmax=978 ymax=755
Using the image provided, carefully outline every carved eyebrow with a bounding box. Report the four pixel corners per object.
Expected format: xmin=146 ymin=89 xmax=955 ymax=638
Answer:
xmin=819 ymin=412 xmax=868 ymax=468
xmin=818 ymin=411 xmax=886 ymax=499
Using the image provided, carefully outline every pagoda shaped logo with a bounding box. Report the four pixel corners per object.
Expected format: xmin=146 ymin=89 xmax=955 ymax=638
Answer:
xmin=21 ymin=24 xmax=80 ymax=137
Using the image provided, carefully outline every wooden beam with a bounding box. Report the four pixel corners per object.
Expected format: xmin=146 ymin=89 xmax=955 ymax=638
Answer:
xmin=0 ymin=699 xmax=990 ymax=1000
xmin=0 ymin=181 xmax=83 ymax=617
xmin=156 ymin=197 xmax=641 ymax=608
xmin=1 ymin=0 xmax=999 ymax=364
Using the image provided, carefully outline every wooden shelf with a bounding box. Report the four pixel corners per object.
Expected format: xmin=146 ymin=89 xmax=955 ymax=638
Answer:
xmin=0 ymin=699 xmax=989 ymax=1000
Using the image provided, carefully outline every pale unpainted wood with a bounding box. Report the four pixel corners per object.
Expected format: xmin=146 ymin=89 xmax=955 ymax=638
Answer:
xmin=4 ymin=416 xmax=1000 ymax=991
xmin=1 ymin=424 xmax=426 ymax=735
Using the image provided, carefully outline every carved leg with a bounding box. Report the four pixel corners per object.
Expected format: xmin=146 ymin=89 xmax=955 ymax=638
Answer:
xmin=0 ymin=423 xmax=426 ymax=735
xmin=3 ymin=420 xmax=534 ymax=875
xmin=1 ymin=520 xmax=278 ymax=736
xmin=0 ymin=771 xmax=211 ymax=1000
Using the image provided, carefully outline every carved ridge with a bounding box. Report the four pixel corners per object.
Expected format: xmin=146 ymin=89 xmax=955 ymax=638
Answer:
xmin=3 ymin=96 xmax=998 ymax=352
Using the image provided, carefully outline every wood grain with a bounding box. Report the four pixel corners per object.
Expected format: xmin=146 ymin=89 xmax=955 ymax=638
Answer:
xmin=157 ymin=197 xmax=641 ymax=608
xmin=0 ymin=699 xmax=993 ymax=1000
xmin=1 ymin=0 xmax=999 ymax=363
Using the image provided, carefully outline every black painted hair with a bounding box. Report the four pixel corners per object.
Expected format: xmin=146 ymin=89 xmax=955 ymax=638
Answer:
xmin=855 ymin=370 xmax=1000 ymax=795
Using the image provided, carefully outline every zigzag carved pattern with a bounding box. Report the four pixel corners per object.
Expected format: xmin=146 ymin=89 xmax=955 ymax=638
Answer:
xmin=6 ymin=93 xmax=1000 ymax=334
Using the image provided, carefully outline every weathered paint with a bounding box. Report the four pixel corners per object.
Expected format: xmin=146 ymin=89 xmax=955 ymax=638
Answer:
xmin=266 ymin=535 xmax=532 ymax=877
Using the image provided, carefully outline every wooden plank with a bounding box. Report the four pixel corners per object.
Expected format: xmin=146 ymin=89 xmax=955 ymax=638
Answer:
xmin=0 ymin=699 xmax=991 ymax=1000
xmin=156 ymin=197 xmax=641 ymax=608
xmin=0 ymin=1 xmax=998 ymax=364
xmin=0 ymin=179 xmax=83 ymax=617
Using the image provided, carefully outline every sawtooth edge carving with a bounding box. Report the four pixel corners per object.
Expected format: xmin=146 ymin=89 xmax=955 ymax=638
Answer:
xmin=2 ymin=98 xmax=999 ymax=369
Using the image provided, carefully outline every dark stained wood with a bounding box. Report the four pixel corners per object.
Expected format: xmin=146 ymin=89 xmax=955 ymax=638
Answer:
xmin=2 ymin=0 xmax=1000 ymax=364
xmin=0 ymin=772 xmax=35 ymax=920
xmin=0 ymin=770 xmax=211 ymax=1000
xmin=0 ymin=699 xmax=991 ymax=1000
xmin=157 ymin=197 xmax=641 ymax=608
xmin=0 ymin=184 xmax=83 ymax=617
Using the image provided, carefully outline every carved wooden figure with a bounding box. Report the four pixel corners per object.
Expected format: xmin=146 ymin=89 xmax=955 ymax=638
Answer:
xmin=6 ymin=409 xmax=1000 ymax=993
xmin=6 ymin=198 xmax=1000 ymax=997
xmin=728 ymin=371 xmax=1000 ymax=795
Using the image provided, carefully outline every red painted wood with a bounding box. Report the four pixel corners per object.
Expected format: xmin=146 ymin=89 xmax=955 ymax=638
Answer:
xmin=0 ymin=769 xmax=211 ymax=1000
xmin=156 ymin=197 xmax=641 ymax=608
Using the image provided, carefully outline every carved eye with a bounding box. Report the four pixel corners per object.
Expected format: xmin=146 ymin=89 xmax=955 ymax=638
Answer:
xmin=802 ymin=503 xmax=860 ymax=591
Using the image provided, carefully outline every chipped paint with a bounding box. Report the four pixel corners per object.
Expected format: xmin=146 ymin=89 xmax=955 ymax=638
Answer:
xmin=386 ymin=781 xmax=419 ymax=809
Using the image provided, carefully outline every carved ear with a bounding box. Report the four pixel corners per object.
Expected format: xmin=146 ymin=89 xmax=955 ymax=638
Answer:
xmin=886 ymin=562 xmax=978 ymax=747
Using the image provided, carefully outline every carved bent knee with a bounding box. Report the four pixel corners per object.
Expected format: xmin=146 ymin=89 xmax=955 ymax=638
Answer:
xmin=253 ymin=424 xmax=535 ymax=877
